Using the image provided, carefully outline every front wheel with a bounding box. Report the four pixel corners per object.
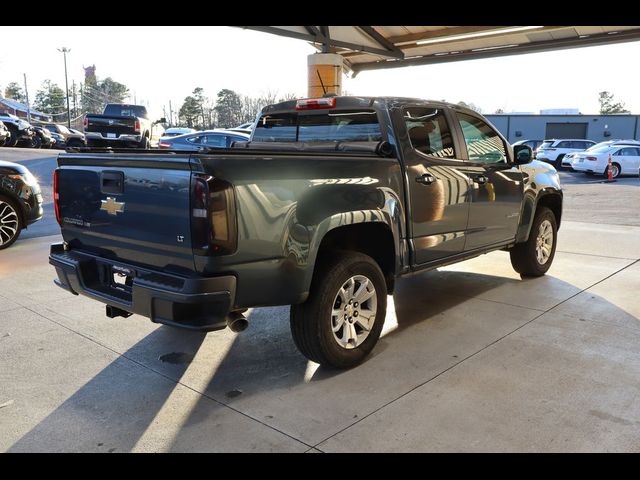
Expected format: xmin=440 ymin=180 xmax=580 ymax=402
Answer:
xmin=30 ymin=135 xmax=42 ymax=149
xmin=290 ymin=251 xmax=387 ymax=369
xmin=510 ymin=206 xmax=557 ymax=277
xmin=0 ymin=195 xmax=22 ymax=249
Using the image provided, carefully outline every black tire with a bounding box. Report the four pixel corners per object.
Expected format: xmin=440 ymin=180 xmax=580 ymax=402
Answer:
xmin=30 ymin=135 xmax=42 ymax=149
xmin=5 ymin=125 xmax=19 ymax=147
xmin=603 ymin=162 xmax=621 ymax=179
xmin=290 ymin=251 xmax=387 ymax=369
xmin=510 ymin=206 xmax=557 ymax=277
xmin=0 ymin=195 xmax=23 ymax=249
xmin=66 ymin=138 xmax=84 ymax=148
xmin=555 ymin=154 xmax=565 ymax=169
xmin=139 ymin=136 xmax=150 ymax=149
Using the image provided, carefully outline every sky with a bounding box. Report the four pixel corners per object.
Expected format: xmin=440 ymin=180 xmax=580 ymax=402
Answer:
xmin=1 ymin=26 xmax=639 ymax=119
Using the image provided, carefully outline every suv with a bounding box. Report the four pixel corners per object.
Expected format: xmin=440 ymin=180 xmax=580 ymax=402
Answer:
xmin=43 ymin=124 xmax=86 ymax=148
xmin=536 ymin=139 xmax=596 ymax=168
xmin=0 ymin=112 xmax=35 ymax=147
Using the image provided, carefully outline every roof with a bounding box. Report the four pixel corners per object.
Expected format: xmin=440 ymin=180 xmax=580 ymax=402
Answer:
xmin=0 ymin=97 xmax=51 ymax=117
xmin=239 ymin=26 xmax=640 ymax=75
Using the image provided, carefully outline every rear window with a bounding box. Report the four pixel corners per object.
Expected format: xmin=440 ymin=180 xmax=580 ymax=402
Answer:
xmin=252 ymin=110 xmax=382 ymax=143
xmin=103 ymin=104 xmax=148 ymax=119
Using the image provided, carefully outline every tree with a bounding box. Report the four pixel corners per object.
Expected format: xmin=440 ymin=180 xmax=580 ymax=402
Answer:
xmin=214 ymin=89 xmax=242 ymax=128
xmin=457 ymin=101 xmax=482 ymax=113
xmin=4 ymin=82 xmax=26 ymax=103
xmin=98 ymin=77 xmax=129 ymax=104
xmin=192 ymin=87 xmax=207 ymax=128
xmin=598 ymin=91 xmax=630 ymax=114
xmin=178 ymin=96 xmax=201 ymax=128
xmin=494 ymin=108 xmax=505 ymax=114
xmin=34 ymin=80 xmax=66 ymax=115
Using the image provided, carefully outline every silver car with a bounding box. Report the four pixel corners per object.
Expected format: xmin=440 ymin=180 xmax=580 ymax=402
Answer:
xmin=158 ymin=129 xmax=250 ymax=150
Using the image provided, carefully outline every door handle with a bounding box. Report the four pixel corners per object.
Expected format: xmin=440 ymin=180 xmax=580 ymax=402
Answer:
xmin=475 ymin=175 xmax=488 ymax=185
xmin=416 ymin=173 xmax=437 ymax=185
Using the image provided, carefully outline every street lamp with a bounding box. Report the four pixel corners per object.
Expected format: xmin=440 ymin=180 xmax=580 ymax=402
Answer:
xmin=58 ymin=47 xmax=71 ymax=128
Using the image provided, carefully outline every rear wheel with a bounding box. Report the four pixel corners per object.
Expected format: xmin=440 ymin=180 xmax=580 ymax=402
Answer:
xmin=139 ymin=136 xmax=150 ymax=149
xmin=0 ymin=195 xmax=22 ymax=249
xmin=555 ymin=154 xmax=565 ymax=169
xmin=30 ymin=135 xmax=42 ymax=149
xmin=510 ymin=206 xmax=557 ymax=277
xmin=604 ymin=162 xmax=621 ymax=179
xmin=290 ymin=251 xmax=387 ymax=369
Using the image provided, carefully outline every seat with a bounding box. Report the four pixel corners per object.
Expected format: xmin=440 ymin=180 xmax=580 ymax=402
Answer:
xmin=408 ymin=125 xmax=432 ymax=154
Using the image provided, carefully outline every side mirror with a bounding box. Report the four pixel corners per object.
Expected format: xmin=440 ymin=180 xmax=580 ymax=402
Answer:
xmin=513 ymin=145 xmax=533 ymax=165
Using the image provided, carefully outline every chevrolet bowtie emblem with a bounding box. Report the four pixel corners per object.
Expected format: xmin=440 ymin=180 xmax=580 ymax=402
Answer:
xmin=100 ymin=197 xmax=125 ymax=215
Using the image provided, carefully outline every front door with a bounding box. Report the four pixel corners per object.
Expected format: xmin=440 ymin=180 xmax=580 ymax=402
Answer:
xmin=453 ymin=111 xmax=525 ymax=250
xmin=401 ymin=105 xmax=472 ymax=265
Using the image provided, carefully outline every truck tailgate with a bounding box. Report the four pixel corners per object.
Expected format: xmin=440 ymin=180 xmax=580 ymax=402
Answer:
xmin=56 ymin=153 xmax=195 ymax=272
xmin=86 ymin=115 xmax=136 ymax=136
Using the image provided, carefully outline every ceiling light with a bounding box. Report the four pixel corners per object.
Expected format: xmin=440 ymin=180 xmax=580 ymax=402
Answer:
xmin=415 ymin=26 xmax=545 ymax=45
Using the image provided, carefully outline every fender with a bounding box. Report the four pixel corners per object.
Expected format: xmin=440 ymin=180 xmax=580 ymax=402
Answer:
xmin=515 ymin=160 xmax=563 ymax=243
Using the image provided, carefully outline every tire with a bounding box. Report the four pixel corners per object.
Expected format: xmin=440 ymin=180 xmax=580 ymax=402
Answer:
xmin=290 ymin=251 xmax=387 ymax=369
xmin=5 ymin=125 xmax=19 ymax=147
xmin=139 ymin=136 xmax=150 ymax=149
xmin=555 ymin=154 xmax=565 ymax=169
xmin=510 ymin=206 xmax=557 ymax=277
xmin=30 ymin=135 xmax=42 ymax=149
xmin=0 ymin=195 xmax=23 ymax=249
xmin=66 ymin=139 xmax=83 ymax=148
xmin=603 ymin=162 xmax=621 ymax=179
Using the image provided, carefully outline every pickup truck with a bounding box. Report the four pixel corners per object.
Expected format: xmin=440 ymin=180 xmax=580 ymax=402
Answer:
xmin=83 ymin=103 xmax=165 ymax=149
xmin=50 ymin=96 xmax=562 ymax=368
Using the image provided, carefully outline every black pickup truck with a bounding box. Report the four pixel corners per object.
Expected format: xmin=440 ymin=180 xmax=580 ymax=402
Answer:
xmin=50 ymin=96 xmax=562 ymax=368
xmin=83 ymin=103 xmax=164 ymax=149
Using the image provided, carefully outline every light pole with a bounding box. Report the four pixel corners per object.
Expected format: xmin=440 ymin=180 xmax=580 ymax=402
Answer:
xmin=58 ymin=47 xmax=71 ymax=128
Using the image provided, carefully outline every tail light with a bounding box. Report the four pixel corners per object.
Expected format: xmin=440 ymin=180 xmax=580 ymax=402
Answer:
xmin=190 ymin=174 xmax=237 ymax=256
xmin=159 ymin=142 xmax=171 ymax=149
xmin=295 ymin=97 xmax=336 ymax=110
xmin=134 ymin=120 xmax=141 ymax=133
xmin=83 ymin=117 xmax=88 ymax=130
xmin=53 ymin=169 xmax=61 ymax=224
xmin=586 ymin=156 xmax=598 ymax=161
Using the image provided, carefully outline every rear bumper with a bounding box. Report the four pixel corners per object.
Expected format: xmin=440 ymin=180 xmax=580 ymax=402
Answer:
xmin=49 ymin=243 xmax=236 ymax=331
xmin=85 ymin=132 xmax=143 ymax=147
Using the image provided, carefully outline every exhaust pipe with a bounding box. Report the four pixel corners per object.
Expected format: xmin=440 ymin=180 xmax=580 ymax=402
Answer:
xmin=226 ymin=311 xmax=248 ymax=333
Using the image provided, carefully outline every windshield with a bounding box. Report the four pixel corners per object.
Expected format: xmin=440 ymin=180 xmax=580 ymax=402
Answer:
xmin=253 ymin=110 xmax=382 ymax=143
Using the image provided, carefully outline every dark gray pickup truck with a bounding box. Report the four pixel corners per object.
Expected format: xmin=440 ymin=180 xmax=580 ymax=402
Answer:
xmin=50 ymin=96 xmax=562 ymax=368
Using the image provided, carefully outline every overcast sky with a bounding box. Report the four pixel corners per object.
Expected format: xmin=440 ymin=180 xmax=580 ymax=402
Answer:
xmin=1 ymin=26 xmax=638 ymax=118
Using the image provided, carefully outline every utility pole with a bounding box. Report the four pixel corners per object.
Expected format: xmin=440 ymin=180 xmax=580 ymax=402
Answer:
xmin=58 ymin=47 xmax=71 ymax=128
xmin=23 ymin=73 xmax=31 ymax=124
xmin=72 ymin=80 xmax=77 ymax=119
xmin=169 ymin=100 xmax=173 ymax=127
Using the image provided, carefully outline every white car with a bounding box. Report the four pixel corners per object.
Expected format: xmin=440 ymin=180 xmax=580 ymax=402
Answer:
xmin=160 ymin=127 xmax=196 ymax=139
xmin=536 ymin=139 xmax=596 ymax=168
xmin=571 ymin=144 xmax=640 ymax=178
xmin=562 ymin=139 xmax=640 ymax=169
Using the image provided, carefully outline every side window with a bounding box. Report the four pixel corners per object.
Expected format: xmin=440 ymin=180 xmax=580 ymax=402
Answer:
xmin=619 ymin=147 xmax=639 ymax=156
xmin=457 ymin=113 xmax=507 ymax=164
xmin=203 ymin=135 xmax=225 ymax=147
xmin=187 ymin=135 xmax=203 ymax=144
xmin=557 ymin=141 xmax=571 ymax=148
xmin=403 ymin=107 xmax=455 ymax=159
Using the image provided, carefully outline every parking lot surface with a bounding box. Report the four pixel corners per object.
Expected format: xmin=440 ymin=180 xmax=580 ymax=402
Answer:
xmin=1 ymin=148 xmax=639 ymax=452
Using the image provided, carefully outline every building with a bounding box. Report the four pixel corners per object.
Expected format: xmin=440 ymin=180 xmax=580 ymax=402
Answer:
xmin=0 ymin=97 xmax=53 ymax=122
xmin=485 ymin=114 xmax=640 ymax=143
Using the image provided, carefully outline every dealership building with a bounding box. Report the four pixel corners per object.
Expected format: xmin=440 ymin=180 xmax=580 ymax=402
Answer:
xmin=485 ymin=113 xmax=640 ymax=144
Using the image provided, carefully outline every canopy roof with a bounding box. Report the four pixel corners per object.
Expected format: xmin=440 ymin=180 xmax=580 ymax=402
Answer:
xmin=239 ymin=26 xmax=640 ymax=75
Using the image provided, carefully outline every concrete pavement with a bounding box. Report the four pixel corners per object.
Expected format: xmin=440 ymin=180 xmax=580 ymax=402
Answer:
xmin=1 ymin=219 xmax=639 ymax=452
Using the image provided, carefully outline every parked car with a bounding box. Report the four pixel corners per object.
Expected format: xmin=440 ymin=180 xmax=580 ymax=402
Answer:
xmin=49 ymin=132 xmax=66 ymax=149
xmin=512 ymin=139 xmax=543 ymax=158
xmin=0 ymin=112 xmax=35 ymax=147
xmin=0 ymin=122 xmax=9 ymax=146
xmin=160 ymin=127 xmax=196 ymax=139
xmin=571 ymin=144 xmax=640 ymax=178
xmin=0 ymin=160 xmax=44 ymax=248
xmin=158 ymin=129 xmax=250 ymax=150
xmin=84 ymin=103 xmax=165 ymax=149
xmin=25 ymin=125 xmax=56 ymax=149
xmin=536 ymin=139 xmax=596 ymax=168
xmin=43 ymin=124 xmax=86 ymax=148
xmin=50 ymin=96 xmax=562 ymax=368
xmin=562 ymin=139 xmax=640 ymax=169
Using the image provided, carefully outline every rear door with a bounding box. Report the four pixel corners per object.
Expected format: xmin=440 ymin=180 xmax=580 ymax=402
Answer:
xmin=451 ymin=111 xmax=524 ymax=250
xmin=56 ymin=153 xmax=195 ymax=272
xmin=400 ymin=105 xmax=472 ymax=265
xmin=615 ymin=147 xmax=640 ymax=174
